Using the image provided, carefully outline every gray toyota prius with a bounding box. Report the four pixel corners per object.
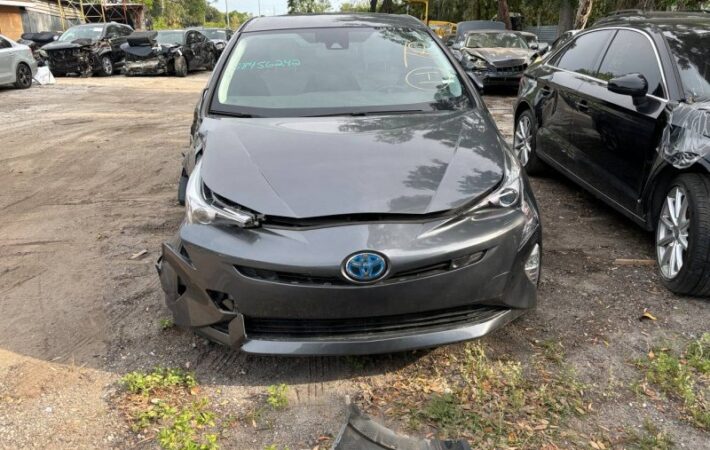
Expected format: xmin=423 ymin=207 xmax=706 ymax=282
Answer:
xmin=157 ymin=13 xmax=542 ymax=355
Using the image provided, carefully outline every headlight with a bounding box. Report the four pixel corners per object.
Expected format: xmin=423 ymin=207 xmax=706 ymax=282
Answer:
xmin=465 ymin=55 xmax=489 ymax=71
xmin=469 ymin=151 xmax=539 ymax=244
xmin=185 ymin=160 xmax=260 ymax=228
xmin=216 ymin=42 xmax=225 ymax=49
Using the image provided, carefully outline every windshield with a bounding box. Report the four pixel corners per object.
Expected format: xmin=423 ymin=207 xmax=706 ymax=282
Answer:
xmin=156 ymin=31 xmax=184 ymax=45
xmin=213 ymin=27 xmax=471 ymax=117
xmin=465 ymin=32 xmax=528 ymax=49
xmin=663 ymin=26 xmax=710 ymax=102
xmin=201 ymin=29 xmax=227 ymax=40
xmin=58 ymin=25 xmax=103 ymax=42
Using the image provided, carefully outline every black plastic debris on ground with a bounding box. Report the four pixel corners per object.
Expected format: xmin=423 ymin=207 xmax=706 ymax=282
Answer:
xmin=333 ymin=404 xmax=472 ymax=450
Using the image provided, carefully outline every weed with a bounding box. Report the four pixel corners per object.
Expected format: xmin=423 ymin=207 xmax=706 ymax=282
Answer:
xmin=637 ymin=337 xmax=709 ymax=430
xmin=119 ymin=368 xmax=218 ymax=450
xmin=160 ymin=318 xmax=175 ymax=330
xmin=122 ymin=367 xmax=196 ymax=395
xmin=266 ymin=384 xmax=288 ymax=409
xmin=625 ymin=419 xmax=674 ymax=450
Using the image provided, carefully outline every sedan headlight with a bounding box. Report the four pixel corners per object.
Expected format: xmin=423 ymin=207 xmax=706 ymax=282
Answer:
xmin=215 ymin=42 xmax=225 ymax=50
xmin=470 ymin=151 xmax=539 ymax=245
xmin=185 ymin=160 xmax=260 ymax=228
xmin=465 ymin=55 xmax=489 ymax=71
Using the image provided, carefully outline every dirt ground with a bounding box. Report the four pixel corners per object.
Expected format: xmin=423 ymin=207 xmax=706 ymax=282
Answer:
xmin=0 ymin=74 xmax=707 ymax=449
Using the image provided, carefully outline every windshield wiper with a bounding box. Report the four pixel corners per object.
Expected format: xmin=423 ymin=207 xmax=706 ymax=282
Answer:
xmin=214 ymin=111 xmax=259 ymax=118
xmin=307 ymin=109 xmax=426 ymax=117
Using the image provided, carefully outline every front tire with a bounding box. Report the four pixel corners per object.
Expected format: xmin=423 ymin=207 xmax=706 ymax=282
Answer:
xmin=655 ymin=174 xmax=710 ymax=296
xmin=98 ymin=55 xmax=114 ymax=76
xmin=514 ymin=110 xmax=546 ymax=175
xmin=174 ymin=56 xmax=188 ymax=77
xmin=14 ymin=63 xmax=32 ymax=89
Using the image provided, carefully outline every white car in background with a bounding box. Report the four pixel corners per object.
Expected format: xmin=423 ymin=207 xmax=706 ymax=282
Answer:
xmin=0 ymin=34 xmax=37 ymax=89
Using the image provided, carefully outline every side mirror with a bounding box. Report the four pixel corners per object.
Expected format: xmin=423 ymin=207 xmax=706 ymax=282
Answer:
xmin=467 ymin=71 xmax=484 ymax=91
xmin=608 ymin=73 xmax=648 ymax=98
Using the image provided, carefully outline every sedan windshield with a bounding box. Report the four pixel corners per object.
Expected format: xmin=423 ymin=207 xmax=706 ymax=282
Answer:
xmin=156 ymin=31 xmax=184 ymax=45
xmin=58 ymin=25 xmax=103 ymax=42
xmin=663 ymin=26 xmax=710 ymax=102
xmin=200 ymin=29 xmax=227 ymax=40
xmin=213 ymin=27 xmax=471 ymax=117
xmin=465 ymin=32 xmax=528 ymax=49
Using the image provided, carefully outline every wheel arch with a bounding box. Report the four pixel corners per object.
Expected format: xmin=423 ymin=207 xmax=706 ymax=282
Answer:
xmin=514 ymin=100 xmax=536 ymax=128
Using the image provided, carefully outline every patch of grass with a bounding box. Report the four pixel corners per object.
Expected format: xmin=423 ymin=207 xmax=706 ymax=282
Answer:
xmin=636 ymin=336 xmax=709 ymax=430
xmin=625 ymin=419 xmax=674 ymax=450
xmin=367 ymin=342 xmax=588 ymax=448
xmin=263 ymin=445 xmax=290 ymax=450
xmin=122 ymin=367 xmax=196 ymax=395
xmin=119 ymin=368 xmax=218 ymax=450
xmin=536 ymin=338 xmax=565 ymax=364
xmin=159 ymin=318 xmax=175 ymax=330
xmin=266 ymin=384 xmax=288 ymax=410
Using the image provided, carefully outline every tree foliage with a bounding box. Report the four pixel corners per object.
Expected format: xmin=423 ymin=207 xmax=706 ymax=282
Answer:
xmin=149 ymin=0 xmax=251 ymax=30
xmin=287 ymin=0 xmax=332 ymax=14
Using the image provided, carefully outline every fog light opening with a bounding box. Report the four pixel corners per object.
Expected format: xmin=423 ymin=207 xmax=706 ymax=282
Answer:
xmin=207 ymin=289 xmax=237 ymax=312
xmin=524 ymin=244 xmax=541 ymax=284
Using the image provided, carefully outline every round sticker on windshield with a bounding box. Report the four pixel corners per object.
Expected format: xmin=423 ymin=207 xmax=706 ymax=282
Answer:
xmin=405 ymin=67 xmax=449 ymax=90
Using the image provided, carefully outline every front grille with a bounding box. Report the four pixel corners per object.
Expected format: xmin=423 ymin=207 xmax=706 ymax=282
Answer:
xmin=494 ymin=64 xmax=527 ymax=75
xmin=235 ymin=251 xmax=483 ymax=286
xmin=243 ymin=304 xmax=506 ymax=339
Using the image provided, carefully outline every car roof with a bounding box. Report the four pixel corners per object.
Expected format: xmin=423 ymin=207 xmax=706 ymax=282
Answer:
xmin=591 ymin=11 xmax=710 ymax=30
xmin=240 ymin=13 xmax=426 ymax=33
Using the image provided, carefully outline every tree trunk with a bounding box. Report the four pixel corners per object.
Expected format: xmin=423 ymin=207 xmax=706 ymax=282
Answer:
xmin=574 ymin=0 xmax=594 ymax=29
xmin=369 ymin=0 xmax=377 ymax=13
xmin=558 ymin=0 xmax=575 ymax=34
xmin=497 ymin=0 xmax=512 ymax=30
xmin=379 ymin=0 xmax=394 ymax=13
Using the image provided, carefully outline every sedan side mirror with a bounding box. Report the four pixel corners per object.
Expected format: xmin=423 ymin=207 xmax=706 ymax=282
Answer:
xmin=608 ymin=73 xmax=648 ymax=98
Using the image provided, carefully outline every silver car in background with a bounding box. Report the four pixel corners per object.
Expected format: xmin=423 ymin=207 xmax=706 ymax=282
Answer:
xmin=0 ymin=34 xmax=37 ymax=89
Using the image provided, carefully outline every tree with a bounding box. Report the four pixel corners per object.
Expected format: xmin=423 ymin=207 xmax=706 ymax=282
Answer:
xmin=339 ymin=1 xmax=371 ymax=12
xmin=557 ymin=0 xmax=575 ymax=34
xmin=574 ymin=0 xmax=593 ymax=29
xmin=288 ymin=0 xmax=331 ymax=14
xmin=497 ymin=0 xmax=512 ymax=29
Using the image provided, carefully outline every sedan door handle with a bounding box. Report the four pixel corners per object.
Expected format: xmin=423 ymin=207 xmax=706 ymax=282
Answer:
xmin=577 ymin=100 xmax=589 ymax=112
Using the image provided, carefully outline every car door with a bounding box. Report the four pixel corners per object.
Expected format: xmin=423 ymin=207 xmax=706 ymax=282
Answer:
xmin=184 ymin=31 xmax=199 ymax=68
xmin=0 ymin=36 xmax=15 ymax=84
xmin=571 ymin=29 xmax=666 ymax=214
xmin=194 ymin=31 xmax=211 ymax=65
xmin=534 ymin=30 xmax=615 ymax=169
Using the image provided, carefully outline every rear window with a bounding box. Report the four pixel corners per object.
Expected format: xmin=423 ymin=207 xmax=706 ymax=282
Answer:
xmin=212 ymin=27 xmax=472 ymax=117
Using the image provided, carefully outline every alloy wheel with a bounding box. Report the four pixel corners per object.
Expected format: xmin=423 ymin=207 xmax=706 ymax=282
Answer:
xmin=17 ymin=65 xmax=31 ymax=87
xmin=656 ymin=186 xmax=690 ymax=279
xmin=102 ymin=57 xmax=113 ymax=75
xmin=514 ymin=115 xmax=533 ymax=166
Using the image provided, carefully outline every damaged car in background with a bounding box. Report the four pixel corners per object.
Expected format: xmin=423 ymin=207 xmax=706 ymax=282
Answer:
xmin=158 ymin=14 xmax=542 ymax=356
xmin=122 ymin=30 xmax=216 ymax=77
xmin=189 ymin=27 xmax=233 ymax=56
xmin=42 ymin=22 xmax=132 ymax=77
xmin=18 ymin=31 xmax=61 ymax=66
xmin=454 ymin=30 xmax=541 ymax=91
xmin=515 ymin=11 xmax=710 ymax=296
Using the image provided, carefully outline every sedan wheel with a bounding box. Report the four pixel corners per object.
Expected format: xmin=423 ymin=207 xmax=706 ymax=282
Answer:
xmin=656 ymin=186 xmax=689 ymax=279
xmin=514 ymin=114 xmax=533 ymax=166
xmin=14 ymin=63 xmax=32 ymax=89
xmin=655 ymin=175 xmax=710 ymax=296
xmin=513 ymin=110 xmax=546 ymax=174
xmin=100 ymin=56 xmax=114 ymax=76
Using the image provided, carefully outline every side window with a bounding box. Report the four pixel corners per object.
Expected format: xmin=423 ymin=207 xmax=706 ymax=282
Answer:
xmin=196 ymin=32 xmax=207 ymax=42
xmin=186 ymin=32 xmax=195 ymax=45
xmin=551 ymin=30 xmax=614 ymax=77
xmin=0 ymin=37 xmax=11 ymax=49
xmin=106 ymin=25 xmax=119 ymax=39
xmin=598 ymin=30 xmax=664 ymax=97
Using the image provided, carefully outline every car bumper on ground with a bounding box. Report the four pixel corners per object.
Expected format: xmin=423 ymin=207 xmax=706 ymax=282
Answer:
xmin=157 ymin=207 xmax=541 ymax=355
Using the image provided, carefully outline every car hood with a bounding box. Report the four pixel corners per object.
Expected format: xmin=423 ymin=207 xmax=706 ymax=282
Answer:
xmin=463 ymin=47 xmax=534 ymax=66
xmin=42 ymin=40 xmax=93 ymax=51
xmin=198 ymin=110 xmax=506 ymax=218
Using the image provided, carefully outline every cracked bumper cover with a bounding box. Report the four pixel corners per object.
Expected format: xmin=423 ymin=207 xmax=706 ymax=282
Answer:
xmin=157 ymin=209 xmax=540 ymax=355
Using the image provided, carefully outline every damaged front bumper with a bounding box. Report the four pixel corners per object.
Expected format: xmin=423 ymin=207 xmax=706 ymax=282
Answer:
xmin=157 ymin=206 xmax=540 ymax=355
xmin=124 ymin=56 xmax=169 ymax=76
